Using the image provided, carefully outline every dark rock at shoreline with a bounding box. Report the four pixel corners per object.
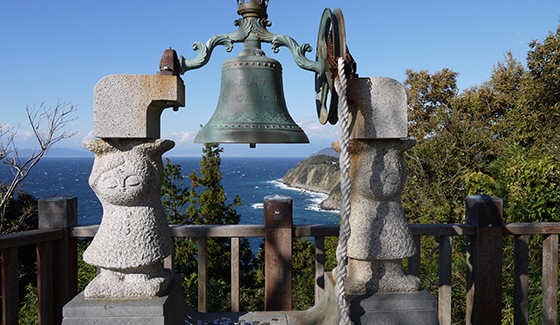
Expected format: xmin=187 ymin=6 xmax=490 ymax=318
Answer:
xmin=319 ymin=185 xmax=341 ymax=211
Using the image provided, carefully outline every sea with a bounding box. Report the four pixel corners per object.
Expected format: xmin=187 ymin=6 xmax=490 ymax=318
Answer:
xmin=0 ymin=156 xmax=340 ymax=229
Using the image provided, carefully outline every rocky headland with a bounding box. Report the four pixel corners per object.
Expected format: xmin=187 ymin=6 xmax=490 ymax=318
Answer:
xmin=280 ymin=154 xmax=341 ymax=211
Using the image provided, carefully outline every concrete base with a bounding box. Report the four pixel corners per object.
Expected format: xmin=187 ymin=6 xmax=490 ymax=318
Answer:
xmin=346 ymin=289 xmax=439 ymax=325
xmin=62 ymin=275 xmax=190 ymax=325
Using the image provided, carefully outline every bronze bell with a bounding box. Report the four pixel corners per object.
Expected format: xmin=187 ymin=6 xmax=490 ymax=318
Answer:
xmin=194 ymin=49 xmax=309 ymax=146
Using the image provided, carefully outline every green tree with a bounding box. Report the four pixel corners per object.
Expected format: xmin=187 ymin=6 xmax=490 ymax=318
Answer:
xmin=403 ymin=22 xmax=560 ymax=323
xmin=405 ymin=68 xmax=459 ymax=140
xmin=161 ymin=143 xmax=256 ymax=312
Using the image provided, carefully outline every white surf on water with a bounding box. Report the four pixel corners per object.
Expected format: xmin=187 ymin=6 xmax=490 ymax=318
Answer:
xmin=251 ymin=203 xmax=264 ymax=209
xmin=267 ymin=180 xmax=340 ymax=214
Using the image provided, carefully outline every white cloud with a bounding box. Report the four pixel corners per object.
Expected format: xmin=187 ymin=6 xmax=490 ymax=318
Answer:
xmin=164 ymin=131 xmax=197 ymax=143
xmin=17 ymin=131 xmax=35 ymax=142
xmin=297 ymin=115 xmax=339 ymax=141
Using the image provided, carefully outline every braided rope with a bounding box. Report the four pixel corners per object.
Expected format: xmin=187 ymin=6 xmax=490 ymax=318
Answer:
xmin=334 ymin=57 xmax=353 ymax=325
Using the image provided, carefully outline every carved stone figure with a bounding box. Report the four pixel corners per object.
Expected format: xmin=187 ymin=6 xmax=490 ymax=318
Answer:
xmin=343 ymin=139 xmax=420 ymax=293
xmin=82 ymin=138 xmax=175 ymax=299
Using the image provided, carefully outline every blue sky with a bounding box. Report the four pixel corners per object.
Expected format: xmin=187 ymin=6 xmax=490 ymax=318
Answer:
xmin=1 ymin=0 xmax=559 ymax=157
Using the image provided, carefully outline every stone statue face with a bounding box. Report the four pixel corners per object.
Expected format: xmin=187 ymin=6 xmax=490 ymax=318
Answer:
xmin=89 ymin=153 xmax=153 ymax=206
xmin=83 ymin=139 xmax=174 ymax=206
xmin=89 ymin=154 xmax=153 ymax=206
xmin=350 ymin=140 xmax=413 ymax=201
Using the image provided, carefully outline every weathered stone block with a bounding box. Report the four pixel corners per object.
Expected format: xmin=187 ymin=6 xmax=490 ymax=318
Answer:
xmin=347 ymin=289 xmax=439 ymax=325
xmin=93 ymin=74 xmax=185 ymax=139
xmin=62 ymin=275 xmax=189 ymax=325
xmin=347 ymin=77 xmax=407 ymax=139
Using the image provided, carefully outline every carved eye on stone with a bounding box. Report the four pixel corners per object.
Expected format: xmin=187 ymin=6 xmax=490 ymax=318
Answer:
xmin=384 ymin=174 xmax=399 ymax=186
xmin=125 ymin=175 xmax=142 ymax=187
xmin=101 ymin=178 xmax=118 ymax=189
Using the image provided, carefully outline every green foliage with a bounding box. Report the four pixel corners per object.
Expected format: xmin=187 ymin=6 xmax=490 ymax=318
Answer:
xmin=77 ymin=240 xmax=96 ymax=292
xmin=19 ymin=283 xmax=38 ymax=324
xmin=291 ymin=237 xmax=315 ymax=310
xmin=0 ymin=186 xmax=38 ymax=234
xmin=403 ymin=21 xmax=560 ymax=323
xmin=405 ymin=68 xmax=459 ymax=140
xmin=161 ymin=143 xmax=255 ymax=312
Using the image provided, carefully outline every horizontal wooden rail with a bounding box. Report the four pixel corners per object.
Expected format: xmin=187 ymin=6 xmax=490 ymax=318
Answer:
xmin=409 ymin=223 xmax=476 ymax=236
xmin=0 ymin=228 xmax=63 ymax=250
xmin=72 ymin=224 xmax=342 ymax=238
xmin=503 ymin=222 xmax=560 ymax=235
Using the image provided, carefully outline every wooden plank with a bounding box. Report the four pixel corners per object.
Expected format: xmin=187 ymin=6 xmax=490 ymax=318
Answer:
xmin=0 ymin=228 xmax=63 ymax=250
xmin=314 ymin=236 xmax=325 ymax=304
xmin=265 ymin=227 xmax=292 ymax=311
xmin=503 ymin=223 xmax=560 ymax=235
xmin=38 ymin=195 xmax=79 ymax=325
xmin=52 ymin=230 xmax=78 ymax=324
xmin=464 ymin=195 xmax=503 ymax=325
xmin=409 ymin=223 xmax=476 ymax=236
xmin=37 ymin=241 xmax=54 ymax=325
xmin=466 ymin=227 xmax=503 ymax=325
xmin=466 ymin=234 xmax=475 ymax=324
xmin=513 ymin=234 xmax=529 ymax=325
xmin=2 ymin=247 xmax=19 ymax=325
xmin=198 ymin=237 xmax=208 ymax=313
xmin=295 ymin=225 xmax=340 ymax=237
xmin=231 ymin=237 xmax=240 ymax=313
xmin=264 ymin=196 xmax=292 ymax=311
xmin=172 ymin=224 xmax=266 ymax=238
xmin=542 ymin=234 xmax=558 ymax=325
xmin=408 ymin=236 xmax=421 ymax=278
xmin=70 ymin=224 xmax=99 ymax=238
xmin=70 ymin=221 xmax=560 ymax=240
xmin=438 ymin=235 xmax=453 ymax=325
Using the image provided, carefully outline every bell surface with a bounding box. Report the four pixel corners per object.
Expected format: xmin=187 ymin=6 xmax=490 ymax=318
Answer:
xmin=194 ymin=55 xmax=309 ymax=144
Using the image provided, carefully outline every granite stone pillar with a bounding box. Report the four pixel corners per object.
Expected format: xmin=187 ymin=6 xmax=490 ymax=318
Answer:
xmin=338 ymin=77 xmax=437 ymax=324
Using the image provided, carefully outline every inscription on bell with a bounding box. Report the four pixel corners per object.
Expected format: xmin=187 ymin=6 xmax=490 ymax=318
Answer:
xmin=234 ymin=95 xmax=281 ymax=103
xmin=239 ymin=78 xmax=267 ymax=87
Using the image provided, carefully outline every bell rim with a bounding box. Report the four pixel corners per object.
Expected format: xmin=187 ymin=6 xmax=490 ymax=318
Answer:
xmin=193 ymin=127 xmax=310 ymax=144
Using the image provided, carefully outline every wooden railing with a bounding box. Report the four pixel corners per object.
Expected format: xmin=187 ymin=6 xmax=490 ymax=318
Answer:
xmin=1 ymin=196 xmax=78 ymax=325
xmin=1 ymin=195 xmax=558 ymax=324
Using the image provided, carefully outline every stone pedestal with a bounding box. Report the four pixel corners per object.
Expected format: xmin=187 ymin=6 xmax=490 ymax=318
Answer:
xmin=62 ymin=275 xmax=190 ymax=325
xmin=347 ymin=290 xmax=439 ymax=325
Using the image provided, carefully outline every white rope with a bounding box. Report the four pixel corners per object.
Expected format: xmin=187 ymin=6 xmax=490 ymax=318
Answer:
xmin=334 ymin=57 xmax=353 ymax=325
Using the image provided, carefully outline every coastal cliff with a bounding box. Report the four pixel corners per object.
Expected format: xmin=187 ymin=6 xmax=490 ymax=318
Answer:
xmin=280 ymin=154 xmax=341 ymax=210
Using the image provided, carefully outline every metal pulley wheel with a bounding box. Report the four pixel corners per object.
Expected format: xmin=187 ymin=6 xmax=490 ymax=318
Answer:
xmin=315 ymin=7 xmax=348 ymax=125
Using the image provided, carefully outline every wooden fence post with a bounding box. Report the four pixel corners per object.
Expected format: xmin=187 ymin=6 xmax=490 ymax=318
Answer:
xmin=198 ymin=237 xmax=208 ymax=313
xmin=542 ymin=234 xmax=558 ymax=325
xmin=465 ymin=195 xmax=503 ymax=325
xmin=2 ymin=246 xmax=19 ymax=325
xmin=314 ymin=235 xmax=325 ymax=304
xmin=264 ymin=194 xmax=292 ymax=311
xmin=38 ymin=195 xmax=78 ymax=325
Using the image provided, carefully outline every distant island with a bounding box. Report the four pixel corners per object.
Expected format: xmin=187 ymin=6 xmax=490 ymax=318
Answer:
xmin=280 ymin=149 xmax=341 ymax=211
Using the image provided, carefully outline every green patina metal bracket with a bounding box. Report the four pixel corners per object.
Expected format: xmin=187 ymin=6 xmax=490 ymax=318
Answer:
xmin=178 ymin=1 xmax=324 ymax=76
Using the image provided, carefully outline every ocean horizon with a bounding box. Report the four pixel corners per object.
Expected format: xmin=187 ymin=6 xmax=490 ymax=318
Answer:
xmin=0 ymin=156 xmax=341 ymax=227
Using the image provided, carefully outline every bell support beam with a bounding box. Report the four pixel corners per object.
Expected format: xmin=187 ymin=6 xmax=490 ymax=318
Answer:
xmin=179 ymin=6 xmax=325 ymax=76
